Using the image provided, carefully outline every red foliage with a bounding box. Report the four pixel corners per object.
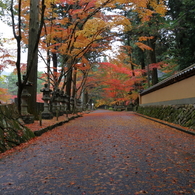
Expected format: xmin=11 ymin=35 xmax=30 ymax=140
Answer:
xmin=37 ymin=94 xmax=44 ymax=103
xmin=149 ymin=61 xmax=167 ymax=70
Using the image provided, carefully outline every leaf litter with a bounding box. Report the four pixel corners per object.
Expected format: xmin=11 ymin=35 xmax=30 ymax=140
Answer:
xmin=0 ymin=110 xmax=195 ymax=194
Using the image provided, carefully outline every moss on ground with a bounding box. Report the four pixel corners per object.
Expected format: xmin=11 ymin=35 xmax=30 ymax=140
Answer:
xmin=0 ymin=104 xmax=35 ymax=153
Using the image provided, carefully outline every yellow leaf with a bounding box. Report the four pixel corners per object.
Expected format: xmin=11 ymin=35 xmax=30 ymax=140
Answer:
xmin=82 ymin=18 xmax=107 ymax=37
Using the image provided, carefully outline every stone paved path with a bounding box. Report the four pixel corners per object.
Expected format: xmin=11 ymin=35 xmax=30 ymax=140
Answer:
xmin=0 ymin=110 xmax=195 ymax=195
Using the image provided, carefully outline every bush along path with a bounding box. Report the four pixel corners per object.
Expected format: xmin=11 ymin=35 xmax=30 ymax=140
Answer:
xmin=0 ymin=110 xmax=195 ymax=195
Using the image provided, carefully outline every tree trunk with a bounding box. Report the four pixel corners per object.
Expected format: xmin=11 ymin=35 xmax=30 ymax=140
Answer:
xmin=26 ymin=0 xmax=39 ymax=118
xmin=72 ymin=67 xmax=77 ymax=110
xmin=46 ymin=50 xmax=51 ymax=86
xmin=11 ymin=0 xmax=23 ymax=114
xmin=148 ymin=37 xmax=158 ymax=85
xmin=72 ymin=67 xmax=77 ymax=98
xmin=52 ymin=51 xmax=58 ymax=89
xmin=139 ymin=48 xmax=146 ymax=71
xmin=65 ymin=63 xmax=73 ymax=111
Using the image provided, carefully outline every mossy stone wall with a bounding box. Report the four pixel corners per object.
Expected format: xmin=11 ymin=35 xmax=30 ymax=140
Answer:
xmin=0 ymin=104 xmax=35 ymax=153
xmin=137 ymin=104 xmax=195 ymax=130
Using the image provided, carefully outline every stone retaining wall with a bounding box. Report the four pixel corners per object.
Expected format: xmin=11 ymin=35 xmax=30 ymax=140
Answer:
xmin=0 ymin=104 xmax=35 ymax=153
xmin=137 ymin=104 xmax=195 ymax=130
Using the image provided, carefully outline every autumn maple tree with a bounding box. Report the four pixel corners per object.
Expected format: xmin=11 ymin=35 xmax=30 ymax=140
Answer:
xmin=35 ymin=0 xmax=133 ymax=110
xmin=80 ymin=0 xmax=167 ymax=107
xmin=40 ymin=0 xmax=167 ymax=108
xmin=85 ymin=52 xmax=145 ymax=107
xmin=0 ymin=0 xmax=168 ymax=114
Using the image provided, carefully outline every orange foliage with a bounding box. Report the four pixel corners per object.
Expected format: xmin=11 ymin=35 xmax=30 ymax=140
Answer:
xmin=135 ymin=42 xmax=153 ymax=51
xmin=2 ymin=0 xmax=167 ymax=103
xmin=0 ymin=88 xmax=12 ymax=103
xmin=138 ymin=36 xmax=154 ymax=41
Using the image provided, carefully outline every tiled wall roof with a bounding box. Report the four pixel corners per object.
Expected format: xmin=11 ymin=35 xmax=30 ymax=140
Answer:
xmin=140 ymin=64 xmax=195 ymax=95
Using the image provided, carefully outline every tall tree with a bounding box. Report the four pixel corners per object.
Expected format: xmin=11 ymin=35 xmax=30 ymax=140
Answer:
xmin=6 ymin=0 xmax=169 ymax=112
xmin=26 ymin=0 xmax=39 ymax=117
xmin=11 ymin=0 xmax=23 ymax=113
xmin=166 ymin=0 xmax=195 ymax=70
xmin=107 ymin=0 xmax=167 ymax=87
xmin=26 ymin=0 xmax=45 ymax=117
xmin=10 ymin=0 xmax=45 ymax=114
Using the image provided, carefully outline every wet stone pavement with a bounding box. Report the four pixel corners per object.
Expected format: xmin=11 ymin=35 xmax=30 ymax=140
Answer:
xmin=0 ymin=110 xmax=195 ymax=195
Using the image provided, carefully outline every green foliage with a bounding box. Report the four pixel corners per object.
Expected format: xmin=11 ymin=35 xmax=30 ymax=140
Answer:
xmin=0 ymin=1 xmax=9 ymax=18
xmin=37 ymin=71 xmax=44 ymax=94
xmin=114 ymin=0 xmax=195 ymax=86
xmin=6 ymin=73 xmax=18 ymax=95
xmin=0 ymin=75 xmax=7 ymax=88
xmin=0 ymin=71 xmax=44 ymax=96
xmin=164 ymin=0 xmax=195 ymax=70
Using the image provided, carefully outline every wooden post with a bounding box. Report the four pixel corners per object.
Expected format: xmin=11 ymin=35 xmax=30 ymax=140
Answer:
xmin=39 ymin=112 xmax=42 ymax=126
